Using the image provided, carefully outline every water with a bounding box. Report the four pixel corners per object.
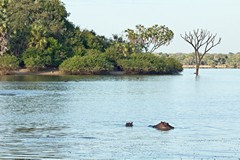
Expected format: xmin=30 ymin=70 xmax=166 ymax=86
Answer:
xmin=0 ymin=69 xmax=240 ymax=159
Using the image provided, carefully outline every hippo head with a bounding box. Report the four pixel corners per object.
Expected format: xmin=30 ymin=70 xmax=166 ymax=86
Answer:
xmin=125 ymin=122 xmax=133 ymax=127
xmin=153 ymin=121 xmax=174 ymax=131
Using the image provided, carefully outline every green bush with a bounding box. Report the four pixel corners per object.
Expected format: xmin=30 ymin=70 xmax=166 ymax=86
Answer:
xmin=24 ymin=56 xmax=45 ymax=71
xmin=59 ymin=54 xmax=114 ymax=74
xmin=22 ymin=48 xmax=46 ymax=71
xmin=22 ymin=48 xmax=41 ymax=62
xmin=165 ymin=57 xmax=183 ymax=73
xmin=117 ymin=54 xmax=183 ymax=74
xmin=73 ymin=46 xmax=87 ymax=56
xmin=0 ymin=54 xmax=19 ymax=75
xmin=85 ymin=49 xmax=103 ymax=56
xmin=105 ymin=46 xmax=125 ymax=62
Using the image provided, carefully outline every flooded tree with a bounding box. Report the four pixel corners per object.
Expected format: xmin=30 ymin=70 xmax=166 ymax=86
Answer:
xmin=181 ymin=29 xmax=221 ymax=76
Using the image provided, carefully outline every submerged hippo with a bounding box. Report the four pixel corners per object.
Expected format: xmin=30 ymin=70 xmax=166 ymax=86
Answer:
xmin=151 ymin=121 xmax=174 ymax=131
xmin=125 ymin=122 xmax=133 ymax=127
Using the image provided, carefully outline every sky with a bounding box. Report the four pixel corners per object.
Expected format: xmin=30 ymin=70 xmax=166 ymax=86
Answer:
xmin=62 ymin=0 xmax=240 ymax=53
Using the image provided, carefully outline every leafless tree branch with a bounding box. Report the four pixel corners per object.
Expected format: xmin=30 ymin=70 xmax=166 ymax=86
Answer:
xmin=181 ymin=29 xmax=221 ymax=76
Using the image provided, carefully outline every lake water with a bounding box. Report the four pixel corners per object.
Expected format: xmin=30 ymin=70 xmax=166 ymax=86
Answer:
xmin=0 ymin=69 xmax=240 ymax=159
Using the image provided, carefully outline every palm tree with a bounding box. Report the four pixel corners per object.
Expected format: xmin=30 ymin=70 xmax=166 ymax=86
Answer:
xmin=28 ymin=24 xmax=47 ymax=50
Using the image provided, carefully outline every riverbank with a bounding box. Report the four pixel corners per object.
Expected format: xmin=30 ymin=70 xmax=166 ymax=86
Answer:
xmin=9 ymin=68 xmax=62 ymax=76
xmin=7 ymin=68 xmax=126 ymax=76
xmin=3 ymin=65 xmax=239 ymax=76
xmin=182 ymin=65 xmax=240 ymax=69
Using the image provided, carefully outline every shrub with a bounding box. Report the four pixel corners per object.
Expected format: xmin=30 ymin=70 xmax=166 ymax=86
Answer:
xmin=22 ymin=48 xmax=41 ymax=62
xmin=73 ymin=46 xmax=87 ymax=56
xmin=85 ymin=49 xmax=103 ymax=56
xmin=165 ymin=57 xmax=184 ymax=73
xmin=0 ymin=54 xmax=19 ymax=75
xmin=105 ymin=46 xmax=125 ymax=62
xmin=24 ymin=56 xmax=45 ymax=71
xmin=22 ymin=48 xmax=46 ymax=71
xmin=117 ymin=54 xmax=183 ymax=74
xmin=59 ymin=54 xmax=114 ymax=74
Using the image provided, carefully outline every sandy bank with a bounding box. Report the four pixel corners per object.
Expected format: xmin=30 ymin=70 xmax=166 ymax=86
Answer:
xmin=10 ymin=68 xmax=63 ymax=76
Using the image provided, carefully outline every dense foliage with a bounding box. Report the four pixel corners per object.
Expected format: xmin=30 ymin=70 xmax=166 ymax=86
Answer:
xmin=0 ymin=54 xmax=19 ymax=74
xmin=117 ymin=54 xmax=182 ymax=74
xmin=0 ymin=0 xmax=184 ymax=75
xmin=59 ymin=54 xmax=114 ymax=74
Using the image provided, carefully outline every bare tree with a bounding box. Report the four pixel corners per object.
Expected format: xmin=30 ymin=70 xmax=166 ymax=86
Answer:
xmin=181 ymin=29 xmax=221 ymax=76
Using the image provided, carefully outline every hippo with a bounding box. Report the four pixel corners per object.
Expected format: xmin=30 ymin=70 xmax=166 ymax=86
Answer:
xmin=125 ymin=122 xmax=133 ymax=127
xmin=151 ymin=121 xmax=174 ymax=131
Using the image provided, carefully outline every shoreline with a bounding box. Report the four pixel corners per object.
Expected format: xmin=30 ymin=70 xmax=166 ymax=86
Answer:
xmin=9 ymin=68 xmax=63 ymax=76
xmin=182 ymin=65 xmax=240 ymax=69
xmin=7 ymin=68 xmax=126 ymax=76
xmin=4 ymin=66 xmax=239 ymax=76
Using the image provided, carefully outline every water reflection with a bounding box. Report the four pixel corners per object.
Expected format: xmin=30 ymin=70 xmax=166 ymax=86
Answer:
xmin=0 ymin=74 xmax=181 ymax=82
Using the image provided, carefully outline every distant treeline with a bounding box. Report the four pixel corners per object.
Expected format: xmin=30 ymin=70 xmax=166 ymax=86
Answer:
xmin=167 ymin=53 xmax=240 ymax=68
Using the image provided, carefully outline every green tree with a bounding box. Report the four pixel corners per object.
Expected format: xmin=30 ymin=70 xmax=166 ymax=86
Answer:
xmin=125 ymin=24 xmax=174 ymax=53
xmin=61 ymin=27 xmax=111 ymax=58
xmin=22 ymin=37 xmax=67 ymax=68
xmin=105 ymin=34 xmax=138 ymax=61
xmin=63 ymin=26 xmax=86 ymax=56
xmin=7 ymin=0 xmax=68 ymax=34
xmin=80 ymin=30 xmax=110 ymax=52
xmin=6 ymin=0 xmax=68 ymax=56
xmin=45 ymin=37 xmax=68 ymax=66
xmin=28 ymin=24 xmax=47 ymax=50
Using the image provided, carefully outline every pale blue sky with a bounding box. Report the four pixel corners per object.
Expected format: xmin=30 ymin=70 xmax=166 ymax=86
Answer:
xmin=62 ymin=0 xmax=240 ymax=53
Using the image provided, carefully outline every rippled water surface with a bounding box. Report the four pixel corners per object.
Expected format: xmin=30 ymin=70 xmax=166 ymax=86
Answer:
xmin=0 ymin=69 xmax=240 ymax=159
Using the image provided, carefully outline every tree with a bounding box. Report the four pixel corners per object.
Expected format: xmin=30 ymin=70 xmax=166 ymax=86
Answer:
xmin=22 ymin=37 xmax=67 ymax=68
xmin=28 ymin=24 xmax=47 ymax=50
xmin=6 ymin=0 xmax=68 ymax=56
xmin=0 ymin=0 xmax=9 ymax=55
xmin=181 ymin=29 xmax=221 ymax=76
xmin=125 ymin=24 xmax=174 ymax=53
xmin=0 ymin=23 xmax=8 ymax=55
xmin=80 ymin=29 xmax=110 ymax=52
